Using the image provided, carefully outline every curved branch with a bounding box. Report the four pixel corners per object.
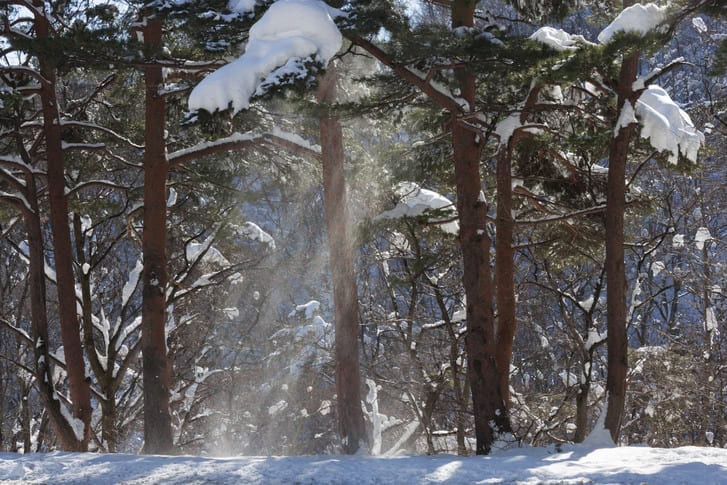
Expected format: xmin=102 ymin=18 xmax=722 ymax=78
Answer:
xmin=66 ymin=180 xmax=129 ymax=198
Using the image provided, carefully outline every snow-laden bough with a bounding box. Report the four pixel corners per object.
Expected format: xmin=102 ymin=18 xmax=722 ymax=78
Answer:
xmin=375 ymin=182 xmax=459 ymax=235
xmin=628 ymin=85 xmax=704 ymax=164
xmin=597 ymin=3 xmax=668 ymax=44
xmin=188 ymin=0 xmax=342 ymax=113
xmin=529 ymin=26 xmax=593 ymax=51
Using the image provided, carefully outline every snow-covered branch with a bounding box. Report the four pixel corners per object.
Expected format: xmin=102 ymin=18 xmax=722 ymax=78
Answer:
xmin=0 ymin=190 xmax=32 ymax=215
xmin=167 ymin=132 xmax=263 ymax=168
xmin=66 ymin=180 xmax=129 ymax=197
xmin=167 ymin=129 xmax=322 ymax=169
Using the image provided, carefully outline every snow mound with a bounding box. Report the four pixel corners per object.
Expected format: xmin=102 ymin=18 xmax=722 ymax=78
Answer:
xmin=597 ymin=3 xmax=668 ymax=44
xmin=633 ymin=85 xmax=704 ymax=164
xmin=189 ymin=0 xmax=342 ymax=113
xmin=375 ymin=182 xmax=458 ymax=234
xmin=529 ymin=26 xmax=592 ymax=51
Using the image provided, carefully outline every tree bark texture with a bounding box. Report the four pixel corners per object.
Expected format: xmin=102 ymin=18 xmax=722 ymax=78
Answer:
xmin=23 ymin=172 xmax=86 ymax=450
xmin=73 ymin=214 xmax=119 ymax=452
xmin=452 ymin=0 xmax=510 ymax=455
xmin=493 ymin=86 xmax=540 ymax=407
xmin=495 ymin=138 xmax=516 ymax=408
xmin=574 ymin=377 xmax=592 ymax=443
xmin=604 ymin=46 xmax=639 ymax=444
xmin=318 ymin=66 xmax=367 ymax=454
xmin=141 ymin=16 xmax=174 ymax=454
xmin=34 ymin=0 xmax=92 ymax=450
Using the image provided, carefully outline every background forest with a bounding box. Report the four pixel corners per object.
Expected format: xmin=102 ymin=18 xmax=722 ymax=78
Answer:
xmin=0 ymin=0 xmax=724 ymax=458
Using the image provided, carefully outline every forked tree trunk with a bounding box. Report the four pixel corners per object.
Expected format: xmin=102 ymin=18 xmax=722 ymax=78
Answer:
xmin=604 ymin=44 xmax=639 ymax=443
xmin=73 ymin=214 xmax=120 ymax=452
xmin=452 ymin=0 xmax=510 ymax=455
xmin=34 ymin=0 xmax=91 ymax=450
xmin=317 ymin=66 xmax=367 ymax=454
xmin=141 ymin=15 xmax=174 ymax=454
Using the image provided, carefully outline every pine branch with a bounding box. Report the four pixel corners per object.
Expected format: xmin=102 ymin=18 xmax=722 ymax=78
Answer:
xmin=348 ymin=34 xmax=466 ymax=114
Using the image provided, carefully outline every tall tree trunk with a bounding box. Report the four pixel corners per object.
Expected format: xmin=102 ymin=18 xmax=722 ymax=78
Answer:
xmin=73 ymin=214 xmax=120 ymax=452
xmin=495 ymin=141 xmax=515 ymax=407
xmin=141 ymin=15 xmax=174 ymax=454
xmin=318 ymin=66 xmax=367 ymax=454
xmin=604 ymin=44 xmax=639 ymax=443
xmin=574 ymin=357 xmax=592 ymax=443
xmin=34 ymin=0 xmax=91 ymax=450
xmin=101 ymin=398 xmax=118 ymax=453
xmin=452 ymin=0 xmax=509 ymax=455
xmin=447 ymin=302 xmax=468 ymax=456
xmin=23 ymin=173 xmax=85 ymax=450
xmin=21 ymin=381 xmax=31 ymax=452
xmin=494 ymin=86 xmax=540 ymax=407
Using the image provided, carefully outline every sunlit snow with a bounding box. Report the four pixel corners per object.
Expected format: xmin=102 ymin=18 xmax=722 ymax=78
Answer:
xmin=625 ymin=85 xmax=704 ymax=164
xmin=529 ymin=26 xmax=592 ymax=51
xmin=597 ymin=3 xmax=668 ymax=44
xmin=189 ymin=0 xmax=342 ymax=113
xmin=375 ymin=182 xmax=459 ymax=234
xmin=695 ymin=226 xmax=712 ymax=250
xmin=2 ymin=445 xmax=726 ymax=484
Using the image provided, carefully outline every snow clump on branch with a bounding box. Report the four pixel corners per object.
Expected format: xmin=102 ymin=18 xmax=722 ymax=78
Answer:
xmin=597 ymin=3 xmax=668 ymax=44
xmin=375 ymin=182 xmax=459 ymax=235
xmin=529 ymin=26 xmax=593 ymax=51
xmin=188 ymin=0 xmax=343 ymax=113
xmin=632 ymin=85 xmax=704 ymax=164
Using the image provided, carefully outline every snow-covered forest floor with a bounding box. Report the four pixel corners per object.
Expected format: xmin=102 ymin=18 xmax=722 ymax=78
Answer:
xmin=2 ymin=444 xmax=727 ymax=484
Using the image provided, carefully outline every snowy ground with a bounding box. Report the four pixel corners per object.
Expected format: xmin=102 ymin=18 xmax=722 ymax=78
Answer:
xmin=1 ymin=444 xmax=726 ymax=484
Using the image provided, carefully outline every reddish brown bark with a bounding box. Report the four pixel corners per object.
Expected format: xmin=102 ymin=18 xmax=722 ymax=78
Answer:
xmin=452 ymin=0 xmax=510 ymax=455
xmin=141 ymin=16 xmax=174 ymax=454
xmin=454 ymin=118 xmax=508 ymax=454
xmin=34 ymin=0 xmax=91 ymax=450
xmin=494 ymin=87 xmax=541 ymax=408
xmin=604 ymin=45 xmax=639 ymax=444
xmin=23 ymin=172 xmax=86 ymax=450
xmin=317 ymin=66 xmax=367 ymax=454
